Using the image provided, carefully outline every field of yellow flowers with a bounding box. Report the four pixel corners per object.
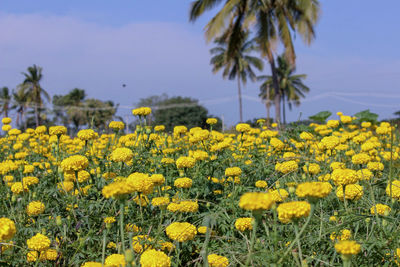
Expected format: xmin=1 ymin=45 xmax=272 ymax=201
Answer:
xmin=1 ymin=109 xmax=400 ymax=266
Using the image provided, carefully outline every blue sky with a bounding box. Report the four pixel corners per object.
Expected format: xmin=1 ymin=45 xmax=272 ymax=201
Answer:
xmin=1 ymin=1 xmax=400 ymax=125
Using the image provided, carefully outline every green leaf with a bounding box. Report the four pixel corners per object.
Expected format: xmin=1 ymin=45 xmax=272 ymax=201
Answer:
xmin=353 ymin=109 xmax=378 ymax=124
xmin=308 ymin=111 xmax=332 ymax=123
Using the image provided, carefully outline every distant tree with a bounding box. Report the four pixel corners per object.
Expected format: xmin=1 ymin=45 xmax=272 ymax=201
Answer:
xmin=53 ymin=88 xmax=87 ymax=133
xmin=21 ymin=65 xmax=50 ymax=127
xmin=12 ymin=86 xmax=29 ymax=129
xmin=259 ymin=55 xmax=309 ymax=124
xmin=85 ymin=99 xmax=118 ymax=130
xmin=0 ymin=87 xmax=12 ymax=117
xmin=133 ymin=95 xmax=222 ymax=132
xmin=210 ymin=31 xmax=263 ymax=122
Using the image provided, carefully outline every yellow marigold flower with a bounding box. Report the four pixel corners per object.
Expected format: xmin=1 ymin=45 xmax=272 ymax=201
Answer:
xmin=327 ymin=120 xmax=339 ymax=128
xmin=35 ymin=125 xmax=47 ymax=134
xmin=167 ymin=201 xmax=198 ymax=213
xmin=269 ymin=189 xmax=289 ymax=202
xmin=160 ymin=241 xmax=175 ymax=252
xmin=125 ymin=223 xmax=140 ymax=233
xmin=107 ymin=242 xmax=117 ymax=249
xmin=236 ymin=123 xmax=251 ymax=133
xmin=329 ymin=216 xmax=337 ymax=222
xmin=104 ymin=217 xmax=116 ymax=224
xmin=0 ymin=217 xmax=16 ymax=241
xmin=140 ymin=249 xmax=171 ymax=267
xmin=331 ymin=229 xmax=351 ymax=241
xmin=102 ymin=181 xmax=133 ymax=198
xmin=299 ymin=132 xmax=314 ymax=140
xmin=334 ymin=240 xmax=361 ymax=256
xmin=27 ymin=233 xmax=51 ymax=251
xmin=206 ymin=118 xmax=218 ymax=125
xmin=173 ymin=125 xmax=188 ymax=136
xmin=239 ymin=192 xmax=275 ymax=211
xmin=104 ymin=254 xmax=126 ymax=267
xmin=320 ymin=136 xmax=340 ymax=150
xmin=8 ymin=128 xmax=21 ymax=135
xmin=303 ymin=163 xmax=321 ymax=175
xmin=57 ymin=181 xmax=74 ymax=193
xmin=207 ymin=254 xmax=229 ymax=267
xmin=276 ymin=201 xmax=311 ymax=224
xmin=154 ymin=125 xmax=165 ymax=131
xmin=336 ymin=184 xmax=363 ymax=201
xmin=77 ymin=129 xmax=97 ymax=141
xmin=234 ymin=217 xmax=253 ymax=232
xmin=386 ymin=180 xmax=400 ymax=199
xmin=176 ymin=156 xmax=196 ymax=169
xmin=275 ymin=160 xmax=298 ymax=174
xmin=370 ymin=204 xmax=391 ymax=216
xmin=132 ymin=235 xmax=152 ymax=253
xmin=61 ymin=155 xmax=89 ymax=172
xmin=367 ymin=161 xmax=384 ymax=171
xmin=110 ymin=147 xmax=133 ymax=163
xmin=44 ymin=249 xmax=58 ymax=261
xmin=81 ymin=262 xmax=102 ymax=267
xmin=126 ymin=172 xmax=154 ymax=195
xmin=152 ymin=197 xmax=170 ymax=207
xmin=318 ymin=174 xmax=331 ymax=182
xmin=26 ymin=201 xmax=45 ymax=216
xmin=356 ymin=169 xmax=373 ymax=180
xmin=2 ymin=117 xmax=12 ymax=124
xmin=150 ymin=174 xmax=165 ymax=186
xmin=255 ymin=180 xmax=268 ymax=188
xmin=191 ymin=150 xmax=209 ymax=161
xmin=49 ymin=126 xmax=67 ymax=136
xmin=11 ymin=182 xmax=29 ymax=194
xmin=2 ymin=124 xmax=11 ymax=132
xmin=132 ymin=107 xmax=152 ymax=116
xmin=109 ymin=121 xmax=125 ymax=130
xmin=166 ymin=222 xmax=197 ymax=242
xmin=361 ymin=122 xmax=371 ymax=128
xmin=296 ymin=182 xmax=332 ymax=199
xmin=225 ymin=167 xmax=242 ymax=177
xmin=340 ymin=115 xmax=352 ymax=124
xmin=270 ymin=137 xmax=285 ymax=150
xmin=27 ymin=251 xmax=38 ymax=263
xmin=197 ymin=226 xmax=207 ymax=234
xmin=331 ymin=169 xmax=359 ymax=186
xmin=174 ymin=177 xmax=193 ymax=189
xmin=133 ymin=194 xmax=149 ymax=207
xmin=161 ymin=158 xmax=175 ymax=164
xmin=351 ymin=153 xmax=371 ymax=165
xmin=23 ymin=176 xmax=39 ymax=186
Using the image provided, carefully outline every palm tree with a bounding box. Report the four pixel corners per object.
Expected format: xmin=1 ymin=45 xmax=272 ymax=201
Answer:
xmin=0 ymin=87 xmax=12 ymax=117
xmin=190 ymin=0 xmax=319 ymax=124
xmin=259 ymin=55 xmax=310 ymax=124
xmin=12 ymin=86 xmax=29 ymax=129
xmin=21 ymin=65 xmax=50 ymax=127
xmin=210 ymin=31 xmax=263 ymax=122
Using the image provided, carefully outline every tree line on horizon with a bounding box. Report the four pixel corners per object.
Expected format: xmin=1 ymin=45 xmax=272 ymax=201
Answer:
xmin=0 ymin=65 xmax=119 ymax=133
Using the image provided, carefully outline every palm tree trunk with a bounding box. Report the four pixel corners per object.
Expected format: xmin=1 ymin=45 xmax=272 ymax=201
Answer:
xmin=266 ymin=84 xmax=271 ymax=127
xmin=35 ymin=106 xmax=39 ymax=127
xmin=282 ymin=92 xmax=286 ymax=125
xmin=237 ymin=76 xmax=243 ymax=122
xmin=266 ymin=51 xmax=281 ymax=125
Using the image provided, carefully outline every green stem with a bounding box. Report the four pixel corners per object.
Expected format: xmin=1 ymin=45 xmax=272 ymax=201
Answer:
xmin=245 ymin=216 xmax=258 ymax=267
xmin=120 ymin=202 xmax=126 ymax=252
xmin=279 ymin=204 xmax=315 ymax=264
xmin=102 ymin=230 xmax=107 ymax=265
xmin=294 ymin=224 xmax=303 ymax=265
